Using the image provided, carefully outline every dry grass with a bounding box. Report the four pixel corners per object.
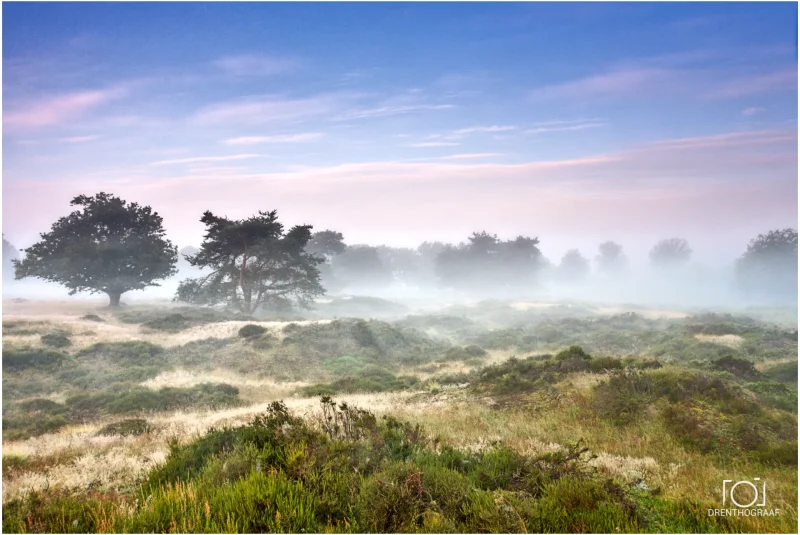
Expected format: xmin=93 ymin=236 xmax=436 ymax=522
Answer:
xmin=694 ymin=333 xmax=745 ymax=349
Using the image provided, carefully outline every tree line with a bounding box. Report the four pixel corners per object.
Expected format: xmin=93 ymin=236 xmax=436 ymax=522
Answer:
xmin=5 ymin=193 xmax=797 ymax=309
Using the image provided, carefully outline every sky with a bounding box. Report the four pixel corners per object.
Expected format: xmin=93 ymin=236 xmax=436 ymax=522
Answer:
xmin=2 ymin=2 xmax=798 ymax=267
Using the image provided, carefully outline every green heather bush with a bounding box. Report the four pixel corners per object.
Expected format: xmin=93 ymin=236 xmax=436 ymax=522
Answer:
xmin=2 ymin=320 xmax=53 ymax=336
xmin=78 ymin=341 xmax=165 ymax=366
xmin=40 ymin=332 xmax=71 ymax=348
xmin=2 ymin=346 xmax=67 ymax=370
xmin=0 ymin=399 xmax=788 ymax=534
xmin=711 ymin=355 xmax=760 ymax=379
xmin=299 ymin=367 xmax=420 ymax=396
xmin=238 ymin=324 xmax=268 ymax=338
xmin=97 ymin=418 xmax=152 ymax=437
xmin=762 ymin=360 xmax=798 ymax=383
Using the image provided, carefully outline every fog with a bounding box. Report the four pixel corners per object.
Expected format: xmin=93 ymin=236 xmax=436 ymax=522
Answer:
xmin=3 ymin=229 xmax=795 ymax=312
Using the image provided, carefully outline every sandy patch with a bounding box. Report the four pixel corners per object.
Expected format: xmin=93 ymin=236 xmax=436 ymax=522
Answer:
xmin=595 ymin=306 xmax=689 ymax=319
xmin=694 ymin=333 xmax=744 ymax=349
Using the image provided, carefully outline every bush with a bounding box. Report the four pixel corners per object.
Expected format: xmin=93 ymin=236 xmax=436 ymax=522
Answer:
xmin=555 ymin=345 xmax=591 ymax=361
xmin=97 ymin=418 xmax=152 ymax=436
xmin=593 ymin=370 xmax=657 ymax=425
xmin=761 ymin=360 xmax=798 ymax=383
xmin=712 ymin=355 xmax=759 ymax=380
xmin=238 ymin=324 xmax=268 ymax=338
xmin=41 ymin=332 xmax=71 ymax=348
xmin=3 ymin=347 xmax=66 ymax=370
xmin=80 ymin=314 xmax=105 ymax=322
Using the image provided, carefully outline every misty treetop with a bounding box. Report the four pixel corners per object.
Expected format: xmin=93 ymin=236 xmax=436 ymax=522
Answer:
xmin=649 ymin=238 xmax=693 ymax=267
xmin=435 ymin=232 xmax=545 ymax=290
xmin=736 ymin=228 xmax=798 ymax=299
xmin=12 ymin=193 xmax=177 ymax=306
xmin=174 ymin=210 xmax=324 ymax=314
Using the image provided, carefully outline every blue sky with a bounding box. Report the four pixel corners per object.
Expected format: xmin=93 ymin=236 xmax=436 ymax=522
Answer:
xmin=2 ymin=2 xmax=798 ymax=265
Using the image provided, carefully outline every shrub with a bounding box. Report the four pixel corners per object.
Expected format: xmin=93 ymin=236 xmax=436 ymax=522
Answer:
xmin=97 ymin=418 xmax=152 ymax=436
xmin=3 ymin=347 xmax=66 ymax=370
xmin=761 ymin=360 xmax=798 ymax=383
xmin=593 ymin=370 xmax=657 ymax=425
xmin=588 ymin=356 xmax=624 ymax=372
xmin=238 ymin=324 xmax=268 ymax=338
xmin=80 ymin=314 xmax=105 ymax=322
xmin=41 ymin=332 xmax=71 ymax=348
xmin=555 ymin=345 xmax=591 ymax=361
xmin=712 ymin=355 xmax=759 ymax=380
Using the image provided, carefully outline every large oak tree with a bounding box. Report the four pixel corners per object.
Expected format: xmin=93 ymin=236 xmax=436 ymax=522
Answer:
xmin=175 ymin=210 xmax=324 ymax=314
xmin=13 ymin=193 xmax=177 ymax=306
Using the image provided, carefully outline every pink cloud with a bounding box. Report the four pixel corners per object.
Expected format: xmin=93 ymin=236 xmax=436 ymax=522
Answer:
xmin=4 ymin=87 xmax=127 ymax=129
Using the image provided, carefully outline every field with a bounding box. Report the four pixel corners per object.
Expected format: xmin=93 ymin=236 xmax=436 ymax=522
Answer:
xmin=1 ymin=296 xmax=797 ymax=533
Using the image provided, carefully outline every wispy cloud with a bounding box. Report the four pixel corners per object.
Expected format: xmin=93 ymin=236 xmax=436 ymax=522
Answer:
xmin=4 ymin=86 xmax=128 ymax=129
xmin=410 ymin=142 xmax=460 ymax=147
xmin=223 ymin=133 xmax=324 ymax=145
xmin=742 ymin=107 xmax=766 ymax=116
xmin=335 ymin=104 xmax=455 ymax=121
xmin=149 ymin=154 xmax=262 ymax=166
xmin=526 ymin=122 xmax=606 ymax=134
xmin=60 ymin=135 xmax=101 ymax=143
xmin=452 ymin=125 xmax=517 ymax=135
xmin=707 ymin=69 xmax=797 ymax=99
xmin=531 ymin=68 xmax=670 ymax=101
xmin=213 ymin=54 xmax=299 ymax=76
xmin=441 ymin=153 xmax=505 ymax=160
xmin=193 ymin=94 xmax=354 ymax=126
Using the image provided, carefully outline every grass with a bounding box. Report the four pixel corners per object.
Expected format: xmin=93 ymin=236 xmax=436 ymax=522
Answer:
xmin=2 ymin=384 xmax=243 ymax=440
xmin=2 ymin=300 xmax=796 ymax=533
xmin=4 ymin=398 xmax=793 ymax=533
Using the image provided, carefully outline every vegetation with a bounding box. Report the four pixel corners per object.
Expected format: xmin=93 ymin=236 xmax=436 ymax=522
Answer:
xmin=12 ymin=193 xmax=177 ymax=307
xmin=4 ymin=398 xmax=794 ymax=533
xmin=174 ymin=210 xmax=324 ymax=314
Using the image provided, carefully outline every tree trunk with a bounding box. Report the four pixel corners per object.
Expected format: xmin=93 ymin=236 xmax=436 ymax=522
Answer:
xmin=107 ymin=291 xmax=122 ymax=307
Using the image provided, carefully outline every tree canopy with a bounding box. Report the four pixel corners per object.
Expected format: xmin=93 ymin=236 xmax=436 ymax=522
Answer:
xmin=558 ymin=249 xmax=591 ymax=283
xmin=435 ymin=231 xmax=543 ymax=291
xmin=596 ymin=241 xmax=628 ymax=277
xmin=174 ymin=210 xmax=324 ymax=314
xmin=12 ymin=193 xmax=177 ymax=306
xmin=649 ymin=238 xmax=692 ymax=267
xmin=3 ymin=234 xmax=19 ymax=281
xmin=736 ymin=228 xmax=798 ymax=301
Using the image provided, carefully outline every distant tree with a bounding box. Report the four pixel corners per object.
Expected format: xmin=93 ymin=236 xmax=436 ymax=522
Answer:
xmin=376 ymin=246 xmax=422 ymax=282
xmin=12 ymin=193 xmax=177 ymax=307
xmin=306 ymin=230 xmax=347 ymax=261
xmin=736 ymin=228 xmax=798 ymax=300
xmin=649 ymin=238 xmax=692 ymax=267
xmin=177 ymin=246 xmax=200 ymax=270
xmin=558 ymin=249 xmax=591 ymax=283
xmin=175 ymin=210 xmax=324 ymax=314
xmin=3 ymin=234 xmax=20 ymax=281
xmin=596 ymin=241 xmax=628 ymax=277
xmin=435 ymin=231 xmax=543 ymax=291
xmin=332 ymin=245 xmax=393 ymax=289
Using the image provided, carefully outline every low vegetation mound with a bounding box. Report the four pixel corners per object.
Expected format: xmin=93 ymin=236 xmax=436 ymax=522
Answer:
xmin=40 ymin=332 xmax=71 ymax=348
xmin=237 ymin=324 xmax=268 ymax=338
xmin=96 ymin=418 xmax=152 ymax=437
xmin=3 ymin=384 xmax=242 ymax=440
xmin=115 ymin=306 xmax=243 ymax=332
xmin=3 ymin=399 xmax=737 ymax=534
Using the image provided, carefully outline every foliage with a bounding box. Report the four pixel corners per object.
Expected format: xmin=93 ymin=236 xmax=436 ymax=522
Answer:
xmin=557 ymin=249 xmax=590 ymax=283
xmin=238 ymin=324 xmax=268 ymax=338
xmin=175 ymin=210 xmax=324 ymax=314
xmin=96 ymin=418 xmax=152 ymax=437
xmin=40 ymin=331 xmax=71 ymax=348
xmin=12 ymin=193 xmax=177 ymax=306
xmin=736 ymin=228 xmax=798 ymax=301
xmin=596 ymin=241 xmax=628 ymax=277
xmin=649 ymin=238 xmax=692 ymax=267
